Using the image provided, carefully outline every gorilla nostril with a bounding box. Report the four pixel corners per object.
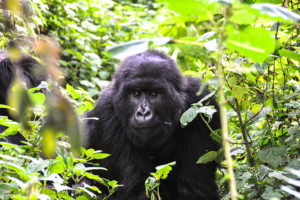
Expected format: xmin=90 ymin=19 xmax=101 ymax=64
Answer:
xmin=144 ymin=110 xmax=152 ymax=121
xmin=135 ymin=107 xmax=153 ymax=123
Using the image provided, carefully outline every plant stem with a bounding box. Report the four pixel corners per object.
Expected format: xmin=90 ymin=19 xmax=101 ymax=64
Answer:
xmin=235 ymin=99 xmax=254 ymax=167
xmin=215 ymin=6 xmax=238 ymax=200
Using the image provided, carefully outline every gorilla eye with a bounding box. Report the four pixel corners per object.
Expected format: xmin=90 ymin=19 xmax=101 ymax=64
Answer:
xmin=150 ymin=91 xmax=158 ymax=97
xmin=133 ymin=91 xmax=141 ymax=97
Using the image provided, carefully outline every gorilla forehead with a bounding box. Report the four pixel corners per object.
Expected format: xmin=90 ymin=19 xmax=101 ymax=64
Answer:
xmin=115 ymin=51 xmax=185 ymax=90
xmin=122 ymin=77 xmax=166 ymax=92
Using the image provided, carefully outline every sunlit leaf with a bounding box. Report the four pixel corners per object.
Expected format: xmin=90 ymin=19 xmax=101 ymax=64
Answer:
xmin=251 ymin=104 xmax=261 ymax=114
xmin=279 ymin=49 xmax=300 ymax=61
xmin=53 ymin=184 xmax=72 ymax=192
xmin=29 ymin=93 xmax=46 ymax=105
xmin=226 ymin=25 xmax=275 ymax=63
xmin=230 ymin=10 xmax=256 ymax=24
xmin=232 ymin=86 xmax=246 ymax=103
xmin=151 ymin=162 xmax=176 ymax=180
xmin=84 ymin=172 xmax=102 ymax=182
xmin=157 ymin=0 xmax=218 ymax=20
xmin=41 ymin=128 xmax=57 ymax=158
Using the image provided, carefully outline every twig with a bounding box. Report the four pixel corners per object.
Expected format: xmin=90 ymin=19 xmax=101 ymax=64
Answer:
xmin=234 ymin=99 xmax=254 ymax=166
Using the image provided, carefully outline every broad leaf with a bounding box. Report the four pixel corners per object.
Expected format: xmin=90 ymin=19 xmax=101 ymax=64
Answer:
xmin=252 ymin=3 xmax=300 ymax=23
xmin=106 ymin=38 xmax=172 ymax=60
xmin=198 ymin=106 xmax=217 ymax=122
xmin=180 ymin=106 xmax=198 ymax=127
xmin=232 ymin=86 xmax=246 ymax=103
xmin=226 ymin=25 xmax=275 ymax=63
xmin=250 ymin=107 xmax=272 ymax=123
xmin=197 ymin=151 xmax=218 ymax=164
xmin=279 ymin=49 xmax=300 ymax=61
xmin=261 ymin=186 xmax=283 ymax=199
xmin=258 ymin=146 xmax=287 ymax=168
xmin=157 ymin=0 xmax=218 ymax=20
xmin=151 ymin=162 xmax=176 ymax=180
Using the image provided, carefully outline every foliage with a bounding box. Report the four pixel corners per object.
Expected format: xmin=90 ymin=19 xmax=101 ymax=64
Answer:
xmin=158 ymin=0 xmax=300 ymax=199
xmin=0 ymin=81 xmax=120 ymax=199
xmin=0 ymin=0 xmax=160 ymax=97
xmin=0 ymin=0 xmax=300 ymax=199
xmin=145 ymin=162 xmax=176 ymax=200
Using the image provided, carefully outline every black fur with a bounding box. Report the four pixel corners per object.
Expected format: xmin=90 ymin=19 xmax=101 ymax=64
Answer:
xmin=86 ymin=50 xmax=221 ymax=200
xmin=0 ymin=51 xmax=44 ymax=143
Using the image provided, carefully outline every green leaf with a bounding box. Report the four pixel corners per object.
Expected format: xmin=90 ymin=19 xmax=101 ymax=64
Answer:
xmin=92 ymin=152 xmax=110 ymax=160
xmin=108 ymin=180 xmax=119 ymax=188
xmin=73 ymin=163 xmax=86 ymax=176
xmin=151 ymin=162 xmax=176 ymax=180
xmin=180 ymin=106 xmax=198 ymax=127
xmin=0 ymin=104 xmax=11 ymax=109
xmin=27 ymin=160 xmax=52 ymax=173
xmin=250 ymin=107 xmax=272 ymax=122
xmin=41 ymin=188 xmax=57 ymax=199
xmin=41 ymin=128 xmax=57 ymax=158
xmin=258 ymin=146 xmax=287 ymax=168
xmin=53 ymin=184 xmax=72 ymax=192
xmin=288 ymin=125 xmax=299 ymax=135
xmin=198 ymin=106 xmax=217 ymax=122
xmin=78 ymin=187 xmax=97 ymax=198
xmin=198 ymin=31 xmax=216 ymax=41
xmin=29 ymin=93 xmax=46 ymax=105
xmin=83 ymin=183 xmax=102 ymax=194
xmin=85 ymin=149 xmax=95 ymax=157
xmin=158 ymin=0 xmax=217 ymax=20
xmin=197 ymin=151 xmax=218 ymax=164
xmin=197 ymin=90 xmax=216 ymax=104
xmin=252 ymin=3 xmax=300 ymax=23
xmin=230 ymin=10 xmax=256 ymax=24
xmin=49 ymin=160 xmax=66 ymax=174
xmin=279 ymin=49 xmax=300 ymax=61
xmin=0 ymin=161 xmax=26 ymax=174
xmin=84 ymin=172 xmax=102 ymax=182
xmin=66 ymin=84 xmax=80 ymax=100
xmin=258 ymin=165 xmax=272 ymax=178
xmin=0 ymin=183 xmax=13 ymax=193
xmin=232 ymin=86 xmax=246 ymax=103
xmin=261 ymin=186 xmax=283 ymax=199
xmin=106 ymin=38 xmax=172 ymax=60
xmin=226 ymin=25 xmax=275 ymax=63
xmin=251 ymin=104 xmax=261 ymax=114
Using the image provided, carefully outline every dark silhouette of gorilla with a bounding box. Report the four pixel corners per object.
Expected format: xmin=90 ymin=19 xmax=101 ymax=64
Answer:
xmin=86 ymin=50 xmax=221 ymax=200
xmin=0 ymin=51 xmax=44 ymax=143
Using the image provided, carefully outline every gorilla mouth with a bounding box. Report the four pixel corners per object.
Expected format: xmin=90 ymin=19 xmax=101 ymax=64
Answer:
xmin=134 ymin=126 xmax=156 ymax=130
xmin=134 ymin=126 xmax=157 ymax=134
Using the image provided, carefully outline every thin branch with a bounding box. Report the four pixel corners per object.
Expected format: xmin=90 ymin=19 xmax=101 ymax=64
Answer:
xmin=234 ymin=99 xmax=254 ymax=167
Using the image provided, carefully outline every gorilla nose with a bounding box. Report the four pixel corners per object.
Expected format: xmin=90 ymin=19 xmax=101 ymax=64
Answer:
xmin=135 ymin=106 xmax=153 ymax=124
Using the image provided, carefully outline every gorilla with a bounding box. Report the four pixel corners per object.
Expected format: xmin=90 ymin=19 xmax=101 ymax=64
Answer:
xmin=0 ymin=51 xmax=44 ymax=143
xmin=86 ymin=50 xmax=221 ymax=200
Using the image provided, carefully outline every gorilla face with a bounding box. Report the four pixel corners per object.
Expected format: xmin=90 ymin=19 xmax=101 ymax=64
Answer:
xmin=112 ymin=51 xmax=187 ymax=148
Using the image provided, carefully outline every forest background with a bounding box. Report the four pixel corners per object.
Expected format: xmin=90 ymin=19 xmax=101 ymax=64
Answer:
xmin=0 ymin=0 xmax=299 ymax=199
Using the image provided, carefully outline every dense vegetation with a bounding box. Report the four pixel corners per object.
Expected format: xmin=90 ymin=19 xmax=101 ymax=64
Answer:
xmin=0 ymin=0 xmax=299 ymax=199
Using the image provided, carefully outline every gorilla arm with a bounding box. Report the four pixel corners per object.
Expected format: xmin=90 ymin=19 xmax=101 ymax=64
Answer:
xmin=175 ymin=76 xmax=221 ymax=200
